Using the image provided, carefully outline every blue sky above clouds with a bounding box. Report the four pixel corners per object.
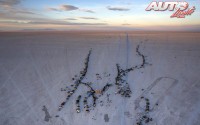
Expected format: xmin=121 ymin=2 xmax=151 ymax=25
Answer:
xmin=0 ymin=0 xmax=199 ymax=31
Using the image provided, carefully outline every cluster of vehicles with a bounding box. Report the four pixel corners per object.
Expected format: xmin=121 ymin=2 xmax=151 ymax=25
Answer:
xmin=115 ymin=64 xmax=132 ymax=98
xmin=58 ymin=50 xmax=91 ymax=111
xmin=136 ymin=97 xmax=153 ymax=125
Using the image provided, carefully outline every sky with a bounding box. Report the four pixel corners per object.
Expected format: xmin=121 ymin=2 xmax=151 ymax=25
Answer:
xmin=0 ymin=0 xmax=200 ymax=31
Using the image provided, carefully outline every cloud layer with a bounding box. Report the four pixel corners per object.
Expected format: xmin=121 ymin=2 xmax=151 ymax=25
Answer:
xmin=80 ymin=17 xmax=98 ymax=20
xmin=48 ymin=4 xmax=79 ymax=11
xmin=48 ymin=4 xmax=94 ymax=13
xmin=66 ymin=18 xmax=77 ymax=20
xmin=0 ymin=0 xmax=21 ymax=6
xmin=107 ymin=6 xmax=130 ymax=11
xmin=60 ymin=5 xmax=79 ymax=11
xmin=0 ymin=20 xmax=107 ymax=26
xmin=80 ymin=9 xmax=95 ymax=13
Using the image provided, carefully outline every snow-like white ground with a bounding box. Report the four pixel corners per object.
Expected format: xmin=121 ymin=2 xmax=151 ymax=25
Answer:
xmin=0 ymin=31 xmax=200 ymax=125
